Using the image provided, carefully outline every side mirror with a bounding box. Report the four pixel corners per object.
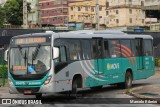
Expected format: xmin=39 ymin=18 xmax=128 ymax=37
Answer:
xmin=53 ymin=47 xmax=59 ymax=59
xmin=4 ymin=50 xmax=8 ymax=62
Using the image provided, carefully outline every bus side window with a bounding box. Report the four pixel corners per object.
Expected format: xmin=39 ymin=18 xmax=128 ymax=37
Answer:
xmin=108 ymin=40 xmax=120 ymax=58
xmin=144 ymin=40 xmax=153 ymax=56
xmin=68 ymin=40 xmax=81 ymax=60
xmin=92 ymin=40 xmax=97 ymax=58
xmin=135 ymin=39 xmax=143 ymax=56
xmin=131 ymin=40 xmax=136 ymax=57
xmin=120 ymin=40 xmax=132 ymax=57
xmin=59 ymin=46 xmax=67 ymax=62
xmin=81 ymin=40 xmax=91 ymax=60
xmin=92 ymin=39 xmax=103 ymax=59
xmin=104 ymin=40 xmax=109 ymax=58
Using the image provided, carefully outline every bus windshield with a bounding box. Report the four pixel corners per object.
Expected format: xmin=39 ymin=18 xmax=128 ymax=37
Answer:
xmin=9 ymin=46 xmax=51 ymax=75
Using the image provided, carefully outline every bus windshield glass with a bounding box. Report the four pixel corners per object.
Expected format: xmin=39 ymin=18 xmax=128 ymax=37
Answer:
xmin=9 ymin=46 xmax=51 ymax=75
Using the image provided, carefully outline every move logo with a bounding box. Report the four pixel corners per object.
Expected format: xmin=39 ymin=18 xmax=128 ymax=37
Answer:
xmin=107 ymin=63 xmax=120 ymax=70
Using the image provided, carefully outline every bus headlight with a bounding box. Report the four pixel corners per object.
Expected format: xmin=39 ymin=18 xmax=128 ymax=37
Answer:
xmin=8 ymin=78 xmax=14 ymax=86
xmin=44 ymin=76 xmax=52 ymax=85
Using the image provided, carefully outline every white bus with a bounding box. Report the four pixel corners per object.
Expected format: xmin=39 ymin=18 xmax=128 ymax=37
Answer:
xmin=7 ymin=30 xmax=155 ymax=98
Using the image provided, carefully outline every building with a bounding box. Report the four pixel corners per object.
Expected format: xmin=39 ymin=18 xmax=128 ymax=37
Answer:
xmin=106 ymin=0 xmax=145 ymax=28
xmin=68 ymin=0 xmax=107 ymax=29
xmin=27 ymin=0 xmax=39 ymax=28
xmin=143 ymin=0 xmax=160 ymax=10
xmin=38 ymin=0 xmax=68 ymax=28
xmin=143 ymin=0 xmax=160 ymax=31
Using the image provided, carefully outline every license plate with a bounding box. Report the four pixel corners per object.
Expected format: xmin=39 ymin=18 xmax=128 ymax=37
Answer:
xmin=24 ymin=90 xmax=32 ymax=94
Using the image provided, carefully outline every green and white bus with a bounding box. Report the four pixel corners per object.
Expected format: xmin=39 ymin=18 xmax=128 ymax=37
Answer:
xmin=7 ymin=30 xmax=155 ymax=98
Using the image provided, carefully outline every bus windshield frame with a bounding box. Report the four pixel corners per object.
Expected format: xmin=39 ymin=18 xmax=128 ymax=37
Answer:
xmin=9 ymin=35 xmax=52 ymax=79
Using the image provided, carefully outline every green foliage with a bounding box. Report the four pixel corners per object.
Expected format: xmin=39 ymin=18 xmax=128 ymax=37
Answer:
xmin=0 ymin=6 xmax=5 ymax=28
xmin=4 ymin=0 xmax=23 ymax=25
xmin=0 ymin=65 xmax=8 ymax=78
xmin=155 ymin=58 xmax=160 ymax=67
xmin=0 ymin=0 xmax=23 ymax=26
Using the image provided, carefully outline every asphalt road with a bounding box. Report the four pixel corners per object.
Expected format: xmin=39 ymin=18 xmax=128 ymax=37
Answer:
xmin=0 ymin=73 xmax=160 ymax=107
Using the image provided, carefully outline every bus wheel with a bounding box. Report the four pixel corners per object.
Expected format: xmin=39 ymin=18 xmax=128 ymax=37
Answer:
xmin=125 ymin=71 xmax=132 ymax=89
xmin=71 ymin=79 xmax=78 ymax=97
xmin=36 ymin=93 xmax=42 ymax=99
xmin=125 ymin=72 xmax=132 ymax=89
xmin=117 ymin=71 xmax=132 ymax=89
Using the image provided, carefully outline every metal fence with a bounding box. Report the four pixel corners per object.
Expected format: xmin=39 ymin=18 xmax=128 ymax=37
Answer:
xmin=0 ymin=49 xmax=7 ymax=86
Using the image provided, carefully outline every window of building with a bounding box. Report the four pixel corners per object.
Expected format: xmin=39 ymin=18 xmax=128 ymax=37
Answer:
xmin=99 ymin=16 xmax=102 ymax=18
xmin=78 ymin=7 xmax=81 ymax=11
xmin=41 ymin=10 xmax=44 ymax=14
xmin=71 ymin=7 xmax=73 ymax=11
xmin=46 ymin=10 xmax=49 ymax=14
xmin=130 ymin=18 xmax=132 ymax=23
xmin=106 ymin=11 xmax=109 ymax=15
xmin=78 ymin=15 xmax=81 ymax=20
xmin=85 ymin=7 xmax=88 ymax=11
xmin=63 ymin=0 xmax=67 ymax=4
xmin=129 ymin=9 xmax=132 ymax=14
xmin=108 ymin=40 xmax=120 ymax=58
xmin=71 ymin=15 xmax=74 ymax=19
xmin=116 ymin=19 xmax=119 ymax=23
xmin=91 ymin=7 xmax=94 ymax=12
xmin=144 ymin=40 xmax=153 ymax=56
xmin=81 ymin=40 xmax=91 ymax=59
xmin=46 ymin=2 xmax=49 ymax=5
xmin=106 ymin=2 xmax=109 ymax=8
xmin=99 ymin=6 xmax=102 ymax=11
xmin=142 ymin=19 xmax=144 ymax=23
xmin=116 ymin=10 xmax=118 ymax=14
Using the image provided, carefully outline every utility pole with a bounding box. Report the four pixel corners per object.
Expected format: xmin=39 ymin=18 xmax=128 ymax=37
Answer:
xmin=23 ymin=0 xmax=28 ymax=29
xmin=96 ymin=0 xmax=99 ymax=30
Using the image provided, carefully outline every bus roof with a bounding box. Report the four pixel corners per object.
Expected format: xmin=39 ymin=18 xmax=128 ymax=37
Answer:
xmin=12 ymin=30 xmax=153 ymax=40
xmin=58 ymin=31 xmax=153 ymax=39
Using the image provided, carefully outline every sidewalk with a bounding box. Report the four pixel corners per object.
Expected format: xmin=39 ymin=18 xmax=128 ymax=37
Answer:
xmin=0 ymin=87 xmax=10 ymax=98
xmin=129 ymin=85 xmax=160 ymax=99
xmin=129 ymin=72 xmax=160 ymax=102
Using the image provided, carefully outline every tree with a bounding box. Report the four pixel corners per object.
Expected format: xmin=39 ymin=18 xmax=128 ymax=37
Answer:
xmin=3 ymin=0 xmax=23 ymax=25
xmin=0 ymin=6 xmax=5 ymax=28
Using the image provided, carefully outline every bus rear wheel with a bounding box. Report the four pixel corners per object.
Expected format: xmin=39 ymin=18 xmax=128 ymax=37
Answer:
xmin=117 ymin=71 xmax=132 ymax=89
xmin=36 ymin=93 xmax=42 ymax=99
xmin=125 ymin=71 xmax=132 ymax=89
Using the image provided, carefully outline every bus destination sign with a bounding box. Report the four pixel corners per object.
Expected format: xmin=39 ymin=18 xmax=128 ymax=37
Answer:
xmin=15 ymin=37 xmax=46 ymax=45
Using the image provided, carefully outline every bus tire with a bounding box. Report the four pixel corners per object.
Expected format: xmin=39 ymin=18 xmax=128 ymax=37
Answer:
xmin=123 ymin=71 xmax=132 ymax=89
xmin=36 ymin=93 xmax=42 ymax=99
xmin=117 ymin=71 xmax=132 ymax=89
xmin=71 ymin=78 xmax=78 ymax=97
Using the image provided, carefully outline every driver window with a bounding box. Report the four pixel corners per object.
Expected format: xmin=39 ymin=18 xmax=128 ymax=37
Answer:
xmin=59 ymin=46 xmax=67 ymax=62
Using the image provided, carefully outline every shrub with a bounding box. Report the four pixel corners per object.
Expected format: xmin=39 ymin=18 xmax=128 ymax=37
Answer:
xmin=0 ymin=65 xmax=8 ymax=78
xmin=155 ymin=58 xmax=160 ymax=67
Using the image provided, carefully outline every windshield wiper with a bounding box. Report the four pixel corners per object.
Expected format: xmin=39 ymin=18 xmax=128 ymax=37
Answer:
xmin=32 ymin=44 xmax=41 ymax=61
xmin=18 ymin=45 xmax=27 ymax=66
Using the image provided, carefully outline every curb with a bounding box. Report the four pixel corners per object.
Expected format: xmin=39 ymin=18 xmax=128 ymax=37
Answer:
xmin=128 ymin=87 xmax=160 ymax=104
xmin=129 ymin=87 xmax=154 ymax=99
